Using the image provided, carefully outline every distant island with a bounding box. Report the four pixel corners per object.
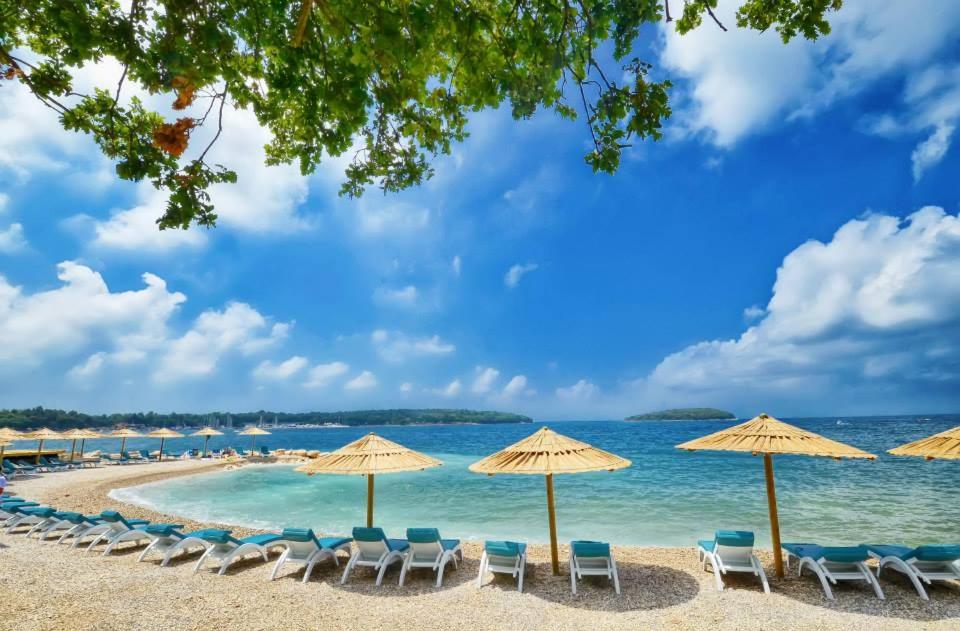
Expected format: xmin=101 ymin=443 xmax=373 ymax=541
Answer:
xmin=626 ymin=408 xmax=736 ymax=421
xmin=0 ymin=407 xmax=532 ymax=430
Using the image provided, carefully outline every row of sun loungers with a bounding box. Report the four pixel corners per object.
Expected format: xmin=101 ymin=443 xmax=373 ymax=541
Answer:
xmin=2 ymin=494 xmax=955 ymax=598
xmin=698 ymin=528 xmax=960 ymax=600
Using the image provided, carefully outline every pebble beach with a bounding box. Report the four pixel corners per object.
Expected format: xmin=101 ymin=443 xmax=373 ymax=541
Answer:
xmin=1 ymin=461 xmax=958 ymax=630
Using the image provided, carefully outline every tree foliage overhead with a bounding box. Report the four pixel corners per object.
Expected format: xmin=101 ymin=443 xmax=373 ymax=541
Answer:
xmin=0 ymin=1 xmax=842 ymax=230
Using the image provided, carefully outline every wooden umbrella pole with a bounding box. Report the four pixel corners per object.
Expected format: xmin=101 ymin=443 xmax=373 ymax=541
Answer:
xmin=158 ymin=437 xmax=165 ymax=462
xmin=366 ymin=474 xmax=375 ymax=528
xmin=120 ymin=437 xmax=127 ymax=455
xmin=36 ymin=439 xmax=44 ymax=465
xmin=545 ymin=473 xmax=560 ymax=575
xmin=203 ymin=435 xmax=210 ymax=458
xmin=80 ymin=439 xmax=86 ymax=457
xmin=763 ymin=454 xmax=784 ymax=579
xmin=252 ymin=436 xmax=257 ymax=451
xmin=69 ymin=439 xmax=77 ymax=463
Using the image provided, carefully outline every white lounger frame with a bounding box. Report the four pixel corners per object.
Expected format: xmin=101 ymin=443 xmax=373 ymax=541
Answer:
xmin=270 ymin=539 xmax=352 ymax=583
xmin=785 ymin=549 xmax=884 ymax=600
xmin=399 ymin=538 xmax=463 ymax=587
xmin=868 ymin=550 xmax=960 ymax=601
xmin=194 ymin=539 xmax=285 ymax=575
xmin=146 ymin=534 xmax=213 ymax=566
xmin=5 ymin=509 xmax=55 ymax=533
xmin=477 ymin=548 xmax=527 ymax=592
xmin=341 ymin=539 xmax=408 ymax=586
xmin=698 ymin=542 xmax=770 ymax=594
xmin=570 ymin=547 xmax=621 ymax=595
xmin=70 ymin=519 xmax=148 ymax=553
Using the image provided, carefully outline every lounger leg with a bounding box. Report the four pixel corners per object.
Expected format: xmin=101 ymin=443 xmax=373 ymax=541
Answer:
xmin=436 ymin=555 xmax=448 ymax=588
xmin=138 ymin=539 xmax=161 ymax=562
xmin=376 ymin=554 xmax=396 ymax=587
xmin=194 ymin=546 xmax=215 ymax=573
xmin=709 ymin=554 xmax=724 ymax=592
xmin=884 ymin=558 xmax=929 ymax=600
xmin=611 ymin=556 xmax=621 ymax=595
xmin=570 ymin=549 xmax=577 ymax=595
xmin=341 ymin=551 xmax=359 ymax=585
xmin=303 ymin=551 xmax=330 ymax=583
xmin=85 ymin=532 xmax=109 ymax=552
xmin=858 ymin=563 xmax=885 ymax=600
xmin=271 ymin=549 xmax=290 ymax=581
xmin=752 ymin=556 xmax=770 ymax=594
xmin=398 ymin=553 xmax=412 ymax=587
xmin=800 ymin=559 xmax=834 ymax=600
xmin=517 ymin=554 xmax=525 ymax=592
xmin=476 ymin=552 xmax=488 ymax=588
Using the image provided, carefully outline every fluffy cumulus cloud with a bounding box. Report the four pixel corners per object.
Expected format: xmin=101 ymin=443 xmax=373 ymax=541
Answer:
xmin=504 ymin=262 xmax=538 ymax=289
xmin=344 ymin=370 xmax=378 ymax=391
xmin=351 ymin=202 xmax=430 ymax=237
xmin=502 ymin=375 xmax=532 ymax=398
xmin=303 ymin=361 xmax=350 ymax=388
xmin=252 ymin=356 xmax=309 ymax=381
xmin=556 ymin=379 xmax=599 ymax=400
xmin=435 ymin=378 xmax=463 ymax=398
xmin=660 ymin=0 xmax=960 ymax=178
xmin=912 ymin=122 xmax=955 ymax=181
xmin=370 ymin=329 xmax=455 ymax=363
xmin=88 ymin=186 xmax=208 ymax=253
xmin=649 ymin=206 xmax=960 ymax=403
xmin=153 ymin=302 xmax=291 ymax=382
xmin=0 ymin=261 xmax=185 ymax=366
xmin=471 ymin=366 xmax=500 ymax=394
xmin=0 ymin=223 xmax=27 ymax=253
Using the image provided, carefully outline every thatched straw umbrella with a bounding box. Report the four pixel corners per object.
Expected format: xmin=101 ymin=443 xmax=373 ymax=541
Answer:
xmin=191 ymin=427 xmax=224 ymax=457
xmin=238 ymin=427 xmax=271 ymax=451
xmin=147 ymin=428 xmax=184 ymax=461
xmin=109 ymin=427 xmax=143 ymax=455
xmin=0 ymin=440 xmax=11 ymax=469
xmin=23 ymin=428 xmax=64 ymax=465
xmin=676 ymin=413 xmax=875 ymax=578
xmin=74 ymin=429 xmax=104 ymax=458
xmin=469 ymin=426 xmax=631 ymax=575
xmin=297 ymin=433 xmax=441 ymax=527
xmin=61 ymin=429 xmax=96 ymax=463
xmin=889 ymin=426 xmax=960 ymax=460
xmin=0 ymin=428 xmax=23 ymax=468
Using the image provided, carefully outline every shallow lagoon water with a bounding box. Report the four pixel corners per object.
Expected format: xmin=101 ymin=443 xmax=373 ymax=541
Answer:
xmin=105 ymin=416 xmax=960 ymax=547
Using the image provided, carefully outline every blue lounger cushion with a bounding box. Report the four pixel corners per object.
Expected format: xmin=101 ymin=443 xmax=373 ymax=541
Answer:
xmin=485 ymin=540 xmax=526 ymax=557
xmin=280 ymin=527 xmax=317 ymax=543
xmin=866 ymin=544 xmax=960 ymax=562
xmin=195 ymin=529 xmax=281 ymax=546
xmin=783 ymin=543 xmax=868 ymax=563
xmin=99 ymin=510 xmax=149 ymax=528
xmin=406 ymin=528 xmax=441 ymax=543
xmin=20 ymin=506 xmax=57 ymax=517
xmin=352 ymin=526 xmax=409 ymax=551
xmin=243 ymin=533 xmax=282 ymax=546
xmin=317 ymin=536 xmax=353 ymax=549
xmin=715 ymin=530 xmax=754 ymax=547
xmin=54 ymin=512 xmax=100 ymax=524
xmin=572 ymin=540 xmax=610 ymax=558
xmin=144 ymin=523 xmax=187 ymax=537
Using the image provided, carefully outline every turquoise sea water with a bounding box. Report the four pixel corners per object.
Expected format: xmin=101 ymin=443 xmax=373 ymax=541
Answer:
xmin=79 ymin=416 xmax=960 ymax=548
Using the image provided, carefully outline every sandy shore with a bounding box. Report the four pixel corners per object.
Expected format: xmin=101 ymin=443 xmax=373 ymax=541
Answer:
xmin=1 ymin=462 xmax=958 ymax=630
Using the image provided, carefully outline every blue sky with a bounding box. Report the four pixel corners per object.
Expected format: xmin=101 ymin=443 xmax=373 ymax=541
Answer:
xmin=1 ymin=1 xmax=959 ymax=419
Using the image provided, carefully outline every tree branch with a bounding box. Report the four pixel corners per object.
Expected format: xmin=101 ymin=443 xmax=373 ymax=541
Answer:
xmin=291 ymin=0 xmax=314 ymax=47
xmin=664 ymin=0 xmax=672 ymax=22
xmin=197 ymin=90 xmax=227 ymax=164
xmin=706 ymin=6 xmax=728 ymax=31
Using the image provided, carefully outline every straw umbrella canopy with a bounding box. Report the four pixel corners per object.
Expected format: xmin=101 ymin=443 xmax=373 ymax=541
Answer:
xmin=0 ymin=439 xmax=12 ymax=468
xmin=147 ymin=428 xmax=184 ymax=461
xmin=22 ymin=428 xmax=64 ymax=465
xmin=191 ymin=427 xmax=224 ymax=457
xmin=888 ymin=426 xmax=960 ymax=461
xmin=60 ymin=429 xmax=102 ymax=462
xmin=469 ymin=426 xmax=631 ymax=575
xmin=676 ymin=413 xmax=875 ymax=578
xmin=0 ymin=428 xmax=24 ymax=468
xmin=109 ymin=427 xmax=144 ymax=455
xmin=74 ymin=429 xmax=104 ymax=458
xmin=238 ymin=427 xmax=271 ymax=450
xmin=297 ymin=433 xmax=442 ymax=527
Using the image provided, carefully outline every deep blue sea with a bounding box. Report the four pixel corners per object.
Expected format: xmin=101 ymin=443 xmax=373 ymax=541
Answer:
xmin=24 ymin=415 xmax=959 ymax=548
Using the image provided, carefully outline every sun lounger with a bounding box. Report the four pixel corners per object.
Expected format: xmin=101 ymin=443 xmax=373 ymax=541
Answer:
xmin=569 ymin=540 xmax=620 ymax=595
xmin=71 ymin=510 xmax=150 ymax=552
xmin=5 ymin=461 xmax=37 ymax=476
xmin=0 ymin=500 xmax=37 ymax=520
xmin=697 ymin=530 xmax=769 ymax=594
xmin=5 ymin=506 xmax=58 ymax=532
xmin=864 ymin=544 xmax=960 ymax=600
xmin=190 ymin=529 xmax=285 ymax=575
xmin=147 ymin=527 xmax=227 ymax=566
xmin=399 ymin=528 xmax=463 ymax=587
xmin=341 ymin=527 xmax=410 ymax=586
xmin=268 ymin=528 xmax=353 ymax=582
xmin=27 ymin=511 xmax=103 ymax=541
xmin=477 ymin=540 xmax=527 ymax=592
xmin=782 ymin=543 xmax=884 ymax=600
xmin=134 ymin=523 xmax=196 ymax=562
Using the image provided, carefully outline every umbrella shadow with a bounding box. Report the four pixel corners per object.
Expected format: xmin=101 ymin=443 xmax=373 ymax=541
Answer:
xmin=526 ymin=561 xmax=700 ymax=611
xmin=774 ymin=567 xmax=960 ymax=621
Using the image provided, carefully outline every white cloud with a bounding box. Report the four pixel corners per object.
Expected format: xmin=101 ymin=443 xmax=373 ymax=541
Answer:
xmin=435 ymin=378 xmax=462 ymax=398
xmin=344 ymin=370 xmax=377 ymax=391
xmin=660 ymin=0 xmax=960 ymax=177
xmin=372 ymin=285 xmax=418 ymax=308
xmin=0 ymin=193 xmax=8 ymax=213
xmin=88 ymin=186 xmax=208 ymax=253
xmin=743 ymin=305 xmax=766 ymax=321
xmin=649 ymin=206 xmax=960 ymax=400
xmin=303 ymin=361 xmax=350 ymax=388
xmin=153 ymin=302 xmax=290 ymax=382
xmin=0 ymin=223 xmax=27 ymax=253
xmin=67 ymin=352 xmax=107 ymax=381
xmin=452 ymin=255 xmax=462 ymax=277
xmin=556 ymin=379 xmax=599 ymax=400
xmin=253 ymin=356 xmax=309 ymax=381
xmin=471 ymin=366 xmax=500 ymax=394
xmin=0 ymin=262 xmax=186 ymax=365
xmin=351 ymin=202 xmax=429 ymax=237
xmin=502 ymin=375 xmax=531 ymax=398
xmin=370 ymin=329 xmax=455 ymax=363
xmin=912 ymin=122 xmax=954 ymax=181
xmin=505 ymin=263 xmax=538 ymax=289
xmin=399 ymin=382 xmax=413 ymax=393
